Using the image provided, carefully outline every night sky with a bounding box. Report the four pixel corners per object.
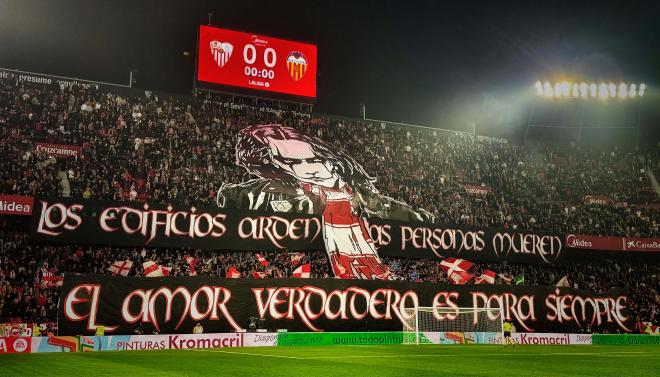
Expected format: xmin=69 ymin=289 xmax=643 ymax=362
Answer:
xmin=1 ymin=0 xmax=659 ymax=140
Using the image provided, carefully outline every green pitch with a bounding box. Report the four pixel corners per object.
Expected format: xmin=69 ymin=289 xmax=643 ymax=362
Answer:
xmin=2 ymin=345 xmax=659 ymax=377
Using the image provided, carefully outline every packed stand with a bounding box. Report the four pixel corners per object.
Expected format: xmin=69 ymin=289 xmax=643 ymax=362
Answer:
xmin=0 ymin=75 xmax=658 ymax=237
xmin=0 ymin=231 xmax=657 ymax=327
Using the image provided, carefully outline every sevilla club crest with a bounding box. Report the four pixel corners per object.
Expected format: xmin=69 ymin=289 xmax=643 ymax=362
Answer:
xmin=210 ymin=41 xmax=233 ymax=68
xmin=286 ymin=51 xmax=308 ymax=81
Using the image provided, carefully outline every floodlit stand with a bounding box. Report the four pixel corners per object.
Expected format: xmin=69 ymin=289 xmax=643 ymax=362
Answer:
xmin=402 ymin=307 xmax=504 ymax=345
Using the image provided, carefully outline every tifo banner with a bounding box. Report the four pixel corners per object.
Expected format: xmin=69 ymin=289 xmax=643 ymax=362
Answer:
xmin=58 ymin=274 xmax=632 ymax=336
xmin=0 ymin=195 xmax=33 ymax=215
xmin=592 ymin=334 xmax=660 ymax=345
xmin=34 ymin=142 xmax=82 ymax=159
xmin=30 ymin=198 xmax=567 ymax=265
xmin=565 ymin=234 xmax=660 ymax=253
xmin=30 ymin=198 xmax=324 ymax=252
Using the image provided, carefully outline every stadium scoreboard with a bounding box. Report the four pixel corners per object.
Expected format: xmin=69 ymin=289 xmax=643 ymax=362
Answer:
xmin=197 ymin=25 xmax=317 ymax=98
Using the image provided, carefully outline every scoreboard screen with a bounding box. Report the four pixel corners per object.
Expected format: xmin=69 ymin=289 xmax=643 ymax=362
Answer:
xmin=197 ymin=25 xmax=317 ymax=98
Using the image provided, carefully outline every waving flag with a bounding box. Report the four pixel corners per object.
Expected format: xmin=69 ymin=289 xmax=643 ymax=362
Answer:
xmin=439 ymin=258 xmax=474 ymax=275
xmin=555 ymin=275 xmax=570 ymax=287
xmin=107 ymin=260 xmax=133 ymax=276
xmin=143 ymin=260 xmax=164 ymax=277
xmin=474 ymin=270 xmax=496 ymax=284
xmin=448 ymin=270 xmax=473 ymax=285
xmin=40 ymin=268 xmax=64 ymax=288
xmin=515 ymin=274 xmax=525 ymax=285
xmin=498 ymin=273 xmax=513 ymax=285
xmin=251 ymin=271 xmax=267 ymax=279
xmin=255 ymin=254 xmax=269 ymax=267
xmin=292 ymin=263 xmax=311 ymax=278
xmin=161 ymin=266 xmax=172 ymax=276
xmin=290 ymin=252 xmax=304 ymax=267
xmin=184 ymin=255 xmax=199 ymax=276
xmin=226 ymin=266 xmax=241 ymax=279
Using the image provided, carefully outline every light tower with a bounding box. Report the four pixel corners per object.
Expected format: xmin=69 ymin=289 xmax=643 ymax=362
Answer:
xmin=525 ymin=80 xmax=646 ymax=146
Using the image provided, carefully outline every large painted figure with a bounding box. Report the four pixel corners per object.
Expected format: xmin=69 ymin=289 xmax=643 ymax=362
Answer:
xmin=218 ymin=124 xmax=431 ymax=279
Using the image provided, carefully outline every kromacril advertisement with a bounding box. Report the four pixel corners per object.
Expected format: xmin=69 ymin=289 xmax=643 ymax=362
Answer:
xmin=197 ymin=25 xmax=317 ymax=98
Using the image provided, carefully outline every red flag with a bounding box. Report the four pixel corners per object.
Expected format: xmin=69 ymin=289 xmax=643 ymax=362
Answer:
xmin=498 ymin=273 xmax=513 ymax=285
xmin=255 ymin=254 xmax=269 ymax=267
xmin=143 ymin=260 xmax=163 ymax=277
xmin=439 ymin=258 xmax=474 ymax=275
xmin=448 ymin=270 xmax=473 ymax=285
xmin=290 ymin=252 xmax=304 ymax=267
xmin=184 ymin=255 xmax=199 ymax=276
xmin=40 ymin=268 xmax=64 ymax=288
xmin=107 ymin=260 xmax=133 ymax=276
xmin=292 ymin=263 xmax=311 ymax=278
xmin=226 ymin=266 xmax=241 ymax=279
xmin=475 ymin=270 xmax=496 ymax=284
xmin=161 ymin=266 xmax=172 ymax=276
xmin=251 ymin=271 xmax=267 ymax=279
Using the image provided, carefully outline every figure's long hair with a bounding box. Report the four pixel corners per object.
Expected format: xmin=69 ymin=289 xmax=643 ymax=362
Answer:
xmin=236 ymin=124 xmax=377 ymax=190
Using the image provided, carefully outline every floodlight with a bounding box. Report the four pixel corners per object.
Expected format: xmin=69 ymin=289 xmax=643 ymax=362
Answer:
xmin=629 ymin=84 xmax=637 ymax=98
xmin=543 ymin=82 xmax=553 ymax=97
xmin=639 ymin=83 xmax=646 ymax=97
xmin=535 ymin=81 xmax=543 ymax=96
xmin=589 ymin=83 xmax=597 ymax=98
xmin=618 ymin=83 xmax=627 ymax=99
xmin=579 ymin=83 xmax=588 ymax=98
xmin=599 ymin=83 xmax=609 ymax=99
xmin=607 ymin=83 xmax=616 ymax=98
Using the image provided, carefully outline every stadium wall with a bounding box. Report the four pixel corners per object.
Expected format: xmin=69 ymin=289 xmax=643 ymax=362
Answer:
xmin=0 ymin=332 xmax=604 ymax=353
xmin=592 ymin=334 xmax=660 ymax=345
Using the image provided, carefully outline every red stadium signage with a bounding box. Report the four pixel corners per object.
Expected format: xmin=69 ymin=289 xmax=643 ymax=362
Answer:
xmin=463 ymin=184 xmax=492 ymax=196
xmin=623 ymin=237 xmax=660 ymax=252
xmin=197 ymin=25 xmax=317 ymax=98
xmin=565 ymin=234 xmax=622 ymax=251
xmin=565 ymin=234 xmax=660 ymax=253
xmin=0 ymin=337 xmax=32 ymax=353
xmin=34 ymin=142 xmax=82 ymax=159
xmin=0 ymin=195 xmax=33 ymax=215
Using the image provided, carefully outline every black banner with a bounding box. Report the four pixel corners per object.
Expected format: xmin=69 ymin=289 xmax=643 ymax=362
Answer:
xmin=367 ymin=219 xmax=564 ymax=264
xmin=30 ymin=198 xmax=567 ymax=265
xmin=59 ymin=274 xmax=632 ymax=335
xmin=30 ymin=198 xmax=324 ymax=251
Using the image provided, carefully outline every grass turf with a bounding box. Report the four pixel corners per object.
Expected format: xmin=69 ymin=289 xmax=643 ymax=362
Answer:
xmin=1 ymin=344 xmax=659 ymax=377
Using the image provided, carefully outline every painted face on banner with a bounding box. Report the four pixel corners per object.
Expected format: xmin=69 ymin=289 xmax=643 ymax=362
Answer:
xmin=267 ymin=137 xmax=338 ymax=188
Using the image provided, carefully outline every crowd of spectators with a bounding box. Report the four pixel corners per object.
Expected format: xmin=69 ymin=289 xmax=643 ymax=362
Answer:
xmin=0 ymin=230 xmax=658 ymax=327
xmin=0 ymin=76 xmax=657 ymax=237
xmin=0 ymin=73 xmax=658 ymax=331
